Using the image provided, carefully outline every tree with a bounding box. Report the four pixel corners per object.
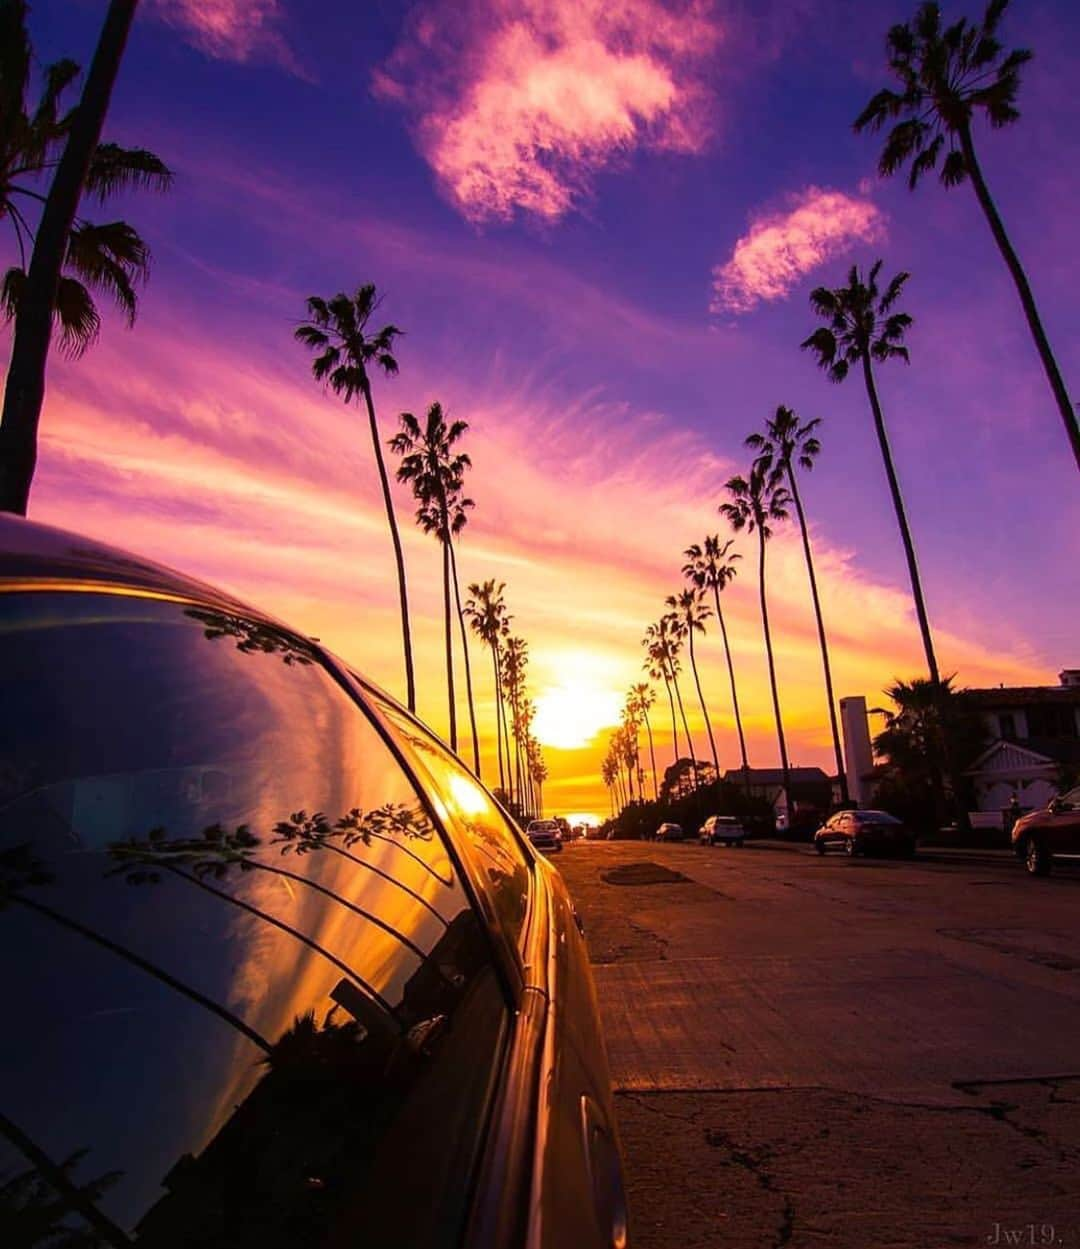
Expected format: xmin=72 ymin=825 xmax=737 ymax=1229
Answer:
xmin=390 ymin=402 xmax=478 ymax=766
xmin=295 ymin=285 xmax=416 ymax=711
xmin=748 ymin=406 xmax=848 ymax=802
xmin=802 ymin=263 xmax=943 ymax=687
xmin=660 ymin=608 xmax=699 ymax=789
xmin=872 ymin=675 xmax=988 ymax=827
xmin=682 ymin=536 xmax=750 ymax=785
xmin=0 ymin=0 xmax=172 ymax=514
xmin=628 ymin=681 xmax=659 ymax=801
xmin=720 ymin=464 xmax=793 ymax=818
xmin=855 ymin=0 xmax=1079 ymax=473
xmin=666 ymin=588 xmax=720 ymax=778
xmin=643 ymin=618 xmax=681 ymax=769
xmin=502 ymin=635 xmax=529 ymax=815
xmin=464 ymin=579 xmax=512 ymax=795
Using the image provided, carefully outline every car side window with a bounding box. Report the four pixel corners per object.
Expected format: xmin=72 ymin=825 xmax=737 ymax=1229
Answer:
xmin=0 ymin=592 xmax=508 ymax=1248
xmin=364 ymin=690 xmax=533 ymax=949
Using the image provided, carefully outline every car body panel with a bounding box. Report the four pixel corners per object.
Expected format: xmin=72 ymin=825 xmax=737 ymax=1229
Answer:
xmin=1011 ymin=787 xmax=1080 ymax=864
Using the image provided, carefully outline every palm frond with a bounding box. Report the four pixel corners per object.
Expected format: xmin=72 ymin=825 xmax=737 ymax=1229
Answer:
xmin=86 ymin=143 xmax=173 ymax=201
xmin=54 ymin=275 xmax=101 ymax=357
xmin=66 ymin=220 xmax=149 ymax=324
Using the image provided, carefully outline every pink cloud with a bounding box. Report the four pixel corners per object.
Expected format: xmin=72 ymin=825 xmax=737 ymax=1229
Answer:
xmin=149 ymin=0 xmax=293 ymax=67
xmin=374 ymin=0 xmax=722 ymax=223
xmin=711 ymin=186 xmax=885 ymax=314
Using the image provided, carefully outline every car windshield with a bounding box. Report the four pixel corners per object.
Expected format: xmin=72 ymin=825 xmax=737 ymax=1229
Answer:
xmin=0 ymin=591 xmax=506 ymax=1247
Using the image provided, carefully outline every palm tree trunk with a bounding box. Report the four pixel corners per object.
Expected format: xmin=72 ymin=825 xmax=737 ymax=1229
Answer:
xmin=362 ymin=382 xmax=416 ymax=712
xmin=959 ymin=124 xmax=1080 ymax=473
xmin=860 ymin=355 xmax=940 ymax=686
xmin=10 ymin=890 xmax=272 ymax=1053
xmin=448 ymin=541 xmax=480 ymax=775
xmin=712 ymin=584 xmax=751 ymax=795
xmin=662 ymin=672 xmax=680 ymax=766
xmin=688 ymin=627 xmax=720 ymax=778
xmin=671 ymin=672 xmax=698 ymax=786
xmin=317 ymin=841 xmax=448 ymax=926
xmin=0 ymin=1110 xmax=133 ymax=1249
xmin=441 ymin=539 xmax=457 ymax=751
xmin=642 ymin=707 xmax=659 ymax=801
xmin=491 ymin=648 xmax=507 ymax=795
xmin=0 ymin=0 xmax=137 ymax=515
xmin=786 ymin=465 xmax=848 ymax=803
xmin=758 ymin=526 xmax=792 ymax=819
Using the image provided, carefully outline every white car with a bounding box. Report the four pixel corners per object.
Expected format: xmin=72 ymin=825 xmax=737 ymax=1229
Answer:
xmin=526 ymin=819 xmax=563 ymax=853
xmin=700 ymin=815 xmax=746 ymax=847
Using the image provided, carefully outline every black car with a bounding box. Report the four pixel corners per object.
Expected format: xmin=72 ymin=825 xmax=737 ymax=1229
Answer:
xmin=0 ymin=515 xmax=628 ymax=1249
xmin=813 ymin=809 xmax=916 ymax=858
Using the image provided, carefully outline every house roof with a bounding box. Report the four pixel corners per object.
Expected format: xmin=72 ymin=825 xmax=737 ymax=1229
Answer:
xmin=722 ymin=767 xmax=831 ymax=786
xmin=965 ymin=736 xmax=1080 ymax=774
xmin=966 ymin=685 xmax=1080 ymax=706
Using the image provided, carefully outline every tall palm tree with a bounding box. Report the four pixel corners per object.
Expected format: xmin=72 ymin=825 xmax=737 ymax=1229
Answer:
xmin=464 ymin=579 xmax=512 ymax=796
xmin=295 ymin=285 xmax=416 ymax=712
xmin=643 ymin=621 xmax=680 ymax=768
xmin=666 ymin=589 xmax=720 ymax=779
xmin=720 ymin=465 xmax=793 ymax=818
xmin=682 ymin=536 xmax=750 ymax=787
xmin=748 ymin=406 xmax=848 ymax=803
xmin=502 ymin=635 xmax=529 ymax=812
xmin=629 ymin=681 xmax=659 ymax=801
xmin=0 ymin=0 xmax=172 ymax=514
xmin=661 ymin=609 xmax=699 ymax=787
xmin=801 ymin=263 xmax=942 ymax=689
xmin=390 ymin=402 xmax=477 ymax=764
xmin=855 ymin=0 xmax=1079 ymax=472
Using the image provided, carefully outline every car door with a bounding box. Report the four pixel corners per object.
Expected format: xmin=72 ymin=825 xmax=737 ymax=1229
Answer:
xmin=1047 ymin=786 xmax=1080 ymax=854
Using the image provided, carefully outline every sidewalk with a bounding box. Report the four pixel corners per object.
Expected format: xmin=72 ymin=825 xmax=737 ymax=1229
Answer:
xmin=744 ymin=837 xmax=1014 ymax=864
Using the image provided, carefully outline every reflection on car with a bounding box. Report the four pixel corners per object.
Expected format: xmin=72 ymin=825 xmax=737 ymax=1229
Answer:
xmin=0 ymin=515 xmax=628 ymax=1249
xmin=1011 ymin=785 xmax=1080 ymax=876
xmin=813 ymin=809 xmax=916 ymax=858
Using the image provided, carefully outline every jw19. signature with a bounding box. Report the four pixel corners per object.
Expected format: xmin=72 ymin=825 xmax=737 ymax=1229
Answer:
xmin=987 ymin=1225 xmax=1062 ymax=1246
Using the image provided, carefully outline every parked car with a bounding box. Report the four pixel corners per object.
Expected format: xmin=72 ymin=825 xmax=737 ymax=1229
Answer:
xmin=699 ymin=815 xmax=746 ymax=847
xmin=0 ymin=516 xmax=627 ymax=1249
xmin=526 ymin=818 xmax=564 ymax=854
xmin=1011 ymin=785 xmax=1080 ymax=876
xmin=655 ymin=822 xmax=685 ymax=842
xmin=814 ymin=809 xmax=916 ymax=858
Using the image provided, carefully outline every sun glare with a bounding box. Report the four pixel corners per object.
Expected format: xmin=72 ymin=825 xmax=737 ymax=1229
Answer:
xmin=533 ymin=683 xmax=622 ymax=750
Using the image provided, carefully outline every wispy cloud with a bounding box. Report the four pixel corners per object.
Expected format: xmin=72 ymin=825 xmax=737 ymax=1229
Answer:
xmin=373 ymin=0 xmax=722 ymax=223
xmin=711 ymin=186 xmax=884 ymax=314
xmin=149 ymin=0 xmax=294 ymax=69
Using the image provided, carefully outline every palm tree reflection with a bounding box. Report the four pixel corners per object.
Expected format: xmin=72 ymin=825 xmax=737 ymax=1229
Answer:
xmin=183 ymin=608 xmax=317 ymax=666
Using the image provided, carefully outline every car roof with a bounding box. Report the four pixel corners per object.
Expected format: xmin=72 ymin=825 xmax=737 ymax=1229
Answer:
xmin=0 ymin=514 xmax=271 ymax=622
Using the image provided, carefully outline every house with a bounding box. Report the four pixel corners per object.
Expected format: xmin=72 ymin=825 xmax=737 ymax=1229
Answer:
xmin=722 ymin=766 xmax=833 ymax=821
xmin=962 ymin=670 xmax=1080 ymax=813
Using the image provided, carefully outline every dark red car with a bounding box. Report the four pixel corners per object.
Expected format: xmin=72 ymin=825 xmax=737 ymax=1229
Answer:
xmin=1011 ymin=786 xmax=1080 ymax=875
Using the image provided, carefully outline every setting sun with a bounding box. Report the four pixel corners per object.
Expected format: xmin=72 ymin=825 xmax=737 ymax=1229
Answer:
xmin=533 ymin=684 xmax=623 ymax=750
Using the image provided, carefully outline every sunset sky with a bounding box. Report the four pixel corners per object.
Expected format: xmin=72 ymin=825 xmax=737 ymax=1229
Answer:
xmin=13 ymin=0 xmax=1080 ymax=817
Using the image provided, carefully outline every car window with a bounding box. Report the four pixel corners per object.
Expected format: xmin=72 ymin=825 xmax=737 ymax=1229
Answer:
xmin=1062 ymin=787 xmax=1080 ymax=808
xmin=362 ymin=689 xmax=532 ymax=949
xmin=0 ymin=591 xmax=507 ymax=1248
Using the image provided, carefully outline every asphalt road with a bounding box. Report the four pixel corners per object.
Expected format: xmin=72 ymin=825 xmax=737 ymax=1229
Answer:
xmin=554 ymin=839 xmax=1080 ymax=1249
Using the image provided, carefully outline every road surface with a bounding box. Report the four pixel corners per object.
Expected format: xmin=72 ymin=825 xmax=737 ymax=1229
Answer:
xmin=555 ymin=839 xmax=1080 ymax=1249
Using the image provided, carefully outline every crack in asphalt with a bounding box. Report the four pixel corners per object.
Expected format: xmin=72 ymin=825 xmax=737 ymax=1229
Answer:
xmin=701 ymin=1126 xmax=797 ymax=1249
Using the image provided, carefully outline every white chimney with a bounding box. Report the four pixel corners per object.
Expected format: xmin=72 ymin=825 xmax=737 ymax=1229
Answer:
xmin=839 ymin=696 xmax=875 ymax=807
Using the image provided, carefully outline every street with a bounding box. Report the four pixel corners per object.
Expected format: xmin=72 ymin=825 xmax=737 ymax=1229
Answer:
xmin=555 ymin=840 xmax=1080 ymax=1249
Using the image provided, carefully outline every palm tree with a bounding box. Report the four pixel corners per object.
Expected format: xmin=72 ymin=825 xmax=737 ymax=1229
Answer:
xmin=390 ymin=402 xmax=478 ymax=765
xmin=643 ymin=621 xmax=680 ymax=768
xmin=682 ymin=536 xmax=750 ymax=787
xmin=720 ymin=465 xmax=793 ymax=818
xmin=0 ymin=0 xmax=172 ymax=514
xmin=748 ymin=406 xmax=848 ymax=803
xmin=502 ymin=635 xmax=529 ymax=813
xmin=464 ymin=579 xmax=512 ymax=796
xmin=295 ymin=285 xmax=416 ymax=712
xmin=801 ymin=263 xmax=942 ymax=690
xmin=855 ymin=0 xmax=1079 ymax=472
xmin=667 ymin=588 xmax=720 ymax=779
xmin=629 ymin=681 xmax=659 ymax=801
xmin=661 ymin=609 xmax=699 ymax=787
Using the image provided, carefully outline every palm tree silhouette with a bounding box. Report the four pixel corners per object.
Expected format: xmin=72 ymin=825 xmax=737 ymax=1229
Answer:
xmin=802 ymin=263 xmax=942 ymax=691
xmin=1 ymin=843 xmax=272 ymax=1054
xmin=295 ymin=285 xmax=416 ymax=712
xmin=0 ymin=0 xmax=172 ymax=514
xmin=682 ymin=536 xmax=749 ymax=786
xmin=502 ymin=635 xmax=529 ymax=814
xmin=629 ymin=682 xmax=660 ymax=801
xmin=721 ymin=465 xmax=793 ymax=818
xmin=643 ymin=621 xmax=681 ymax=769
xmin=660 ymin=609 xmax=699 ymax=788
xmin=390 ymin=402 xmax=478 ymax=767
xmin=855 ymin=0 xmax=1079 ymax=472
xmin=667 ymin=588 xmax=720 ymax=779
xmin=464 ymin=580 xmax=512 ymax=797
xmin=748 ymin=406 xmax=849 ymax=803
